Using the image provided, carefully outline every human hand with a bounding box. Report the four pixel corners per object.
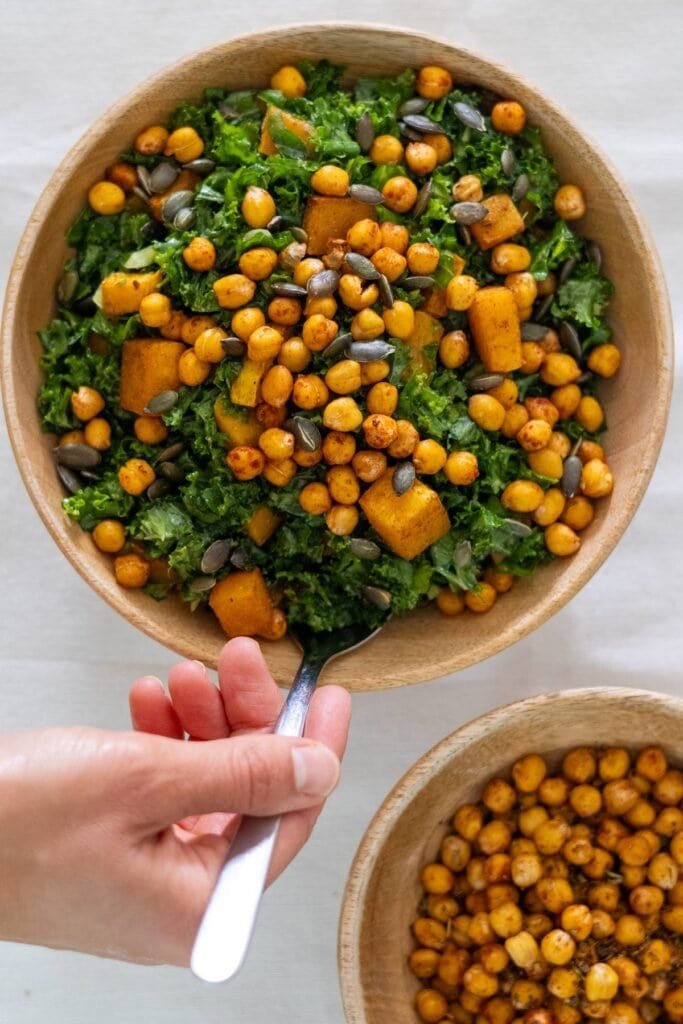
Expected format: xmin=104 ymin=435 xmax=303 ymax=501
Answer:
xmin=0 ymin=638 xmax=351 ymax=965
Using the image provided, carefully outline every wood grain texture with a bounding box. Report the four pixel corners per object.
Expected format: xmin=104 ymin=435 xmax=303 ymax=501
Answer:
xmin=0 ymin=25 xmax=673 ymax=690
xmin=338 ymin=688 xmax=683 ymax=1022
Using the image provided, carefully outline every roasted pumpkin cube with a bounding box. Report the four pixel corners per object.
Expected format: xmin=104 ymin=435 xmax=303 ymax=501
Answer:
xmin=246 ymin=505 xmax=281 ymax=546
xmin=420 ymin=288 xmax=448 ymax=319
xmin=359 ymin=469 xmax=450 ymax=560
xmin=467 ymin=286 xmax=523 ymax=373
xmin=101 ymin=270 xmax=163 ymax=318
xmin=214 ymin=398 xmax=263 ymax=446
xmin=148 ymin=169 xmax=199 ymax=221
xmin=406 ymin=310 xmax=444 ymax=373
xmin=119 ymin=338 xmax=184 ymax=415
xmin=209 ymin=569 xmax=275 ymax=638
xmin=303 ymin=196 xmax=378 ymax=255
xmin=230 ymin=359 xmax=271 ymax=408
xmin=470 ymin=194 xmax=525 ymax=250
xmin=259 ymin=106 xmax=314 ymax=157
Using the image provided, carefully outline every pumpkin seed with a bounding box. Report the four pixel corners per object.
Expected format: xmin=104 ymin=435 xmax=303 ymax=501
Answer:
xmin=349 ymin=537 xmax=381 ymax=560
xmin=501 ymin=148 xmax=517 ymax=176
xmin=56 ymin=463 xmax=82 ymax=494
xmin=158 ymin=461 xmax=185 ymax=484
xmin=512 ymin=173 xmax=530 ymax=203
xmin=560 ymin=321 xmax=582 ymax=361
xmin=155 ymin=441 xmax=185 ymax=463
xmin=173 ymin=207 xmax=196 ymax=231
xmin=355 ymin=112 xmax=374 ymax=153
xmin=147 ymin=478 xmax=171 ymax=501
xmin=161 ymin=190 xmax=194 ymax=224
xmin=348 ymin=183 xmax=385 ymax=205
xmin=218 ymin=103 xmax=239 ymax=119
xmin=140 ymin=219 xmax=165 ymax=242
xmin=344 ymin=252 xmax=380 ymax=280
xmin=399 ymin=123 xmax=423 ymax=142
xmin=398 ymin=97 xmax=430 ymax=116
xmin=577 ymin=371 xmax=594 ymax=386
xmin=451 ymin=201 xmax=489 ymax=225
xmin=504 ymin=518 xmax=534 ymax=537
xmin=521 ymin=322 xmax=550 ymax=341
xmin=459 ymin=225 xmax=473 ymax=246
xmin=361 ymin=585 xmax=392 ymax=611
xmin=55 ymin=443 xmax=101 ymax=470
xmin=290 ymin=416 xmax=322 ymax=452
xmin=453 ymin=540 xmax=472 ymax=568
xmin=79 ymin=470 xmax=101 ymax=483
xmin=402 ymin=275 xmax=435 ymax=290
xmin=144 ymin=390 xmax=178 ymax=415
xmin=392 ymin=461 xmax=416 ymax=495
xmin=587 ymin=240 xmax=602 ymax=270
xmin=221 ymin=336 xmax=247 ymax=357
xmin=136 ymin=165 xmax=152 ymax=195
xmin=57 ymin=269 xmax=79 ymax=303
xmin=402 ymin=113 xmax=442 ymax=134
xmin=377 ymin=274 xmax=394 ymax=308
xmin=200 ymin=539 xmax=232 ymax=575
xmin=266 ymin=214 xmax=292 ymax=232
xmin=188 ymin=575 xmax=217 ymax=594
xmin=453 ymin=100 xmax=486 ymax=132
xmin=291 ymin=226 xmax=308 ymax=243
xmin=347 ymin=340 xmax=395 ymax=362
xmin=534 ymin=294 xmax=554 ymax=321
xmin=131 ymin=186 xmax=150 ymax=205
xmin=280 ymin=241 xmax=307 ymax=270
xmin=559 ymin=257 xmax=577 ymax=285
xmin=322 ymin=331 xmax=352 ymax=361
xmin=182 ymin=157 xmax=216 ymax=174
xmin=467 ymin=373 xmax=506 ymax=391
xmin=272 ymin=282 xmax=308 ymax=299
xmin=307 ymin=269 xmax=340 ymax=297
xmin=413 ymin=179 xmax=433 ymax=218
xmin=230 ymin=547 xmax=249 ymax=570
xmin=149 ymin=161 xmax=179 ymax=193
xmin=561 ymin=455 xmax=582 ymax=498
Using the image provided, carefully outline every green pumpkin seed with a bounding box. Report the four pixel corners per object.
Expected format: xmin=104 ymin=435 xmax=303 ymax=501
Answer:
xmin=57 ymin=269 xmax=79 ymax=303
xmin=155 ymin=441 xmax=185 ymax=463
xmin=173 ymin=207 xmax=196 ymax=231
xmin=183 ymin=157 xmax=216 ymax=174
xmin=272 ymin=282 xmax=307 ymax=299
xmin=188 ymin=575 xmax=217 ymax=594
xmin=355 ymin=112 xmax=374 ymax=153
xmin=512 ymin=173 xmax=530 ymax=203
xmin=347 ymin=340 xmax=395 ymax=362
xmin=453 ymin=101 xmax=486 ymax=132
xmin=230 ymin=548 xmax=249 ymax=569
xmin=504 ymin=519 xmax=533 ymax=537
xmin=588 ymin=240 xmax=602 ymax=270
xmin=322 ymin=332 xmax=352 ymax=361
xmin=55 ymin=443 xmax=101 ymax=470
xmin=501 ymin=148 xmax=517 ymax=176
xmin=467 ymin=373 xmax=506 ymax=391
xmin=348 ymin=183 xmax=385 ymax=205
xmin=534 ymin=294 xmax=554 ymax=320
xmin=361 ymin=585 xmax=392 ymax=611
xmin=344 ymin=252 xmax=380 ymax=280
xmin=290 ymin=416 xmax=322 ymax=452
xmin=559 ymin=257 xmax=577 ymax=285
xmin=149 ymin=161 xmax=180 ymax=193
xmin=147 ymin=478 xmax=171 ymax=500
xmin=56 ymin=463 xmax=83 ymax=494
xmin=561 ymin=455 xmax=582 ymax=498
xmin=413 ymin=179 xmax=433 ymax=218
xmin=521 ymin=322 xmax=550 ymax=341
xmin=158 ymin=461 xmax=185 ymax=484
xmin=451 ymin=201 xmax=488 ymax=225
xmin=291 ymin=226 xmax=308 ymax=243
xmin=200 ymin=539 xmax=232 ymax=574
xmin=402 ymin=113 xmax=441 ymax=134
xmin=402 ymin=275 xmax=435 ymax=290
xmin=560 ymin=322 xmax=582 ymax=361
xmin=349 ymin=537 xmax=381 ymax=560
xmin=161 ymin=190 xmax=194 ymax=224
xmin=377 ymin=274 xmax=394 ymax=308
xmin=307 ymin=269 xmax=340 ymax=297
xmin=392 ymin=461 xmax=416 ymax=495
xmin=453 ymin=540 xmax=472 ymax=568
xmin=398 ymin=97 xmax=430 ymax=117
xmin=136 ymin=166 xmax=153 ymax=195
xmin=144 ymin=390 xmax=178 ymax=415
xmin=221 ymin=336 xmax=247 ymax=357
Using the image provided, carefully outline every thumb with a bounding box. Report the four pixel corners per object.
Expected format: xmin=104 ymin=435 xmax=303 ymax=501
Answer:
xmin=142 ymin=732 xmax=341 ymax=826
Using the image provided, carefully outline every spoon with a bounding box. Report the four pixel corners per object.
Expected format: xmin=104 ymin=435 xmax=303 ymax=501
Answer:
xmin=191 ymin=618 xmax=385 ymax=983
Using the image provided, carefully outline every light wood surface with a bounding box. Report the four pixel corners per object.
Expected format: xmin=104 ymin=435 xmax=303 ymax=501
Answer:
xmin=338 ymin=687 xmax=683 ymax=1022
xmin=0 ymin=25 xmax=673 ymax=689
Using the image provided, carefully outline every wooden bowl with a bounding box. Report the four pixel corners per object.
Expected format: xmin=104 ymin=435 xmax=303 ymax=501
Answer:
xmin=1 ymin=25 xmax=673 ymax=689
xmin=339 ymin=687 xmax=683 ymax=1021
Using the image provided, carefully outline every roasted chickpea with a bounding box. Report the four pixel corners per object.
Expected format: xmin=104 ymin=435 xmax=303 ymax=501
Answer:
xmin=292 ymin=374 xmax=329 ymax=410
xmin=575 ymin=395 xmax=605 ymax=433
xmin=346 ymin=218 xmax=382 ymax=256
xmin=540 ymin=353 xmax=581 ymax=387
xmin=382 ymin=176 xmax=418 ymax=213
xmin=520 ymin=341 xmax=545 ymax=374
xmin=118 ymin=458 xmax=155 ymax=495
xmin=325 ymin=503 xmax=359 ymax=536
xmin=532 ymin=487 xmax=566 ymax=527
xmin=444 ymin=451 xmax=479 ymax=486
xmin=88 ymin=181 xmax=126 ymax=216
xmin=305 ymin=294 xmax=338 ymax=319
xmin=178 ymin=349 xmax=210 ymax=386
xmin=362 ymin=413 xmax=398 ymax=449
xmin=468 ymin=394 xmax=506 ymax=432
xmin=270 ymin=296 xmax=304 ymax=326
xmin=270 ymin=64 xmax=307 ymax=97
xmin=247 ymin=325 xmax=283 ymax=362
xmin=501 ymin=479 xmax=544 ymax=513
xmin=227 ymin=445 xmax=265 ymax=481
xmin=262 ymin=458 xmax=297 ymax=488
xmin=413 ymin=439 xmax=448 ymax=475
xmin=107 ymin=162 xmax=138 ymax=191
xmin=487 ymin=378 xmax=518 ymax=410
xmin=326 ymin=465 xmax=360 ymax=505
xmin=517 ymin=418 xmax=552 ymax=452
xmin=114 ymin=553 xmax=149 ymax=589
xmin=654 ymin=769 xmax=683 ymax=805
xmin=406 ymin=141 xmax=438 ymax=176
xmin=255 ymin=403 xmax=286 ymax=429
xmin=293 ymin=257 xmax=325 ymax=287
xmin=165 ymin=125 xmax=204 ymax=162
xmin=491 ymin=244 xmax=530 ymax=275
xmin=483 ymin=568 xmax=514 ymax=594
xmin=387 ymin=420 xmax=419 ymax=459
xmin=322 ymin=431 xmax=356 ymax=466
xmin=258 ymin=428 xmax=295 ymax=462
xmin=409 ymin=948 xmax=441 ymax=980
xmin=278 ymin=337 xmax=311 ymax=372
xmin=588 ymin=343 xmax=621 ymax=378
xmin=213 ymin=273 xmax=256 ymax=310
xmin=293 ymin=448 xmax=322 ymax=468
xmin=323 ymin=396 xmax=363 ymax=432
xmin=193 ymin=326 xmax=226 ymax=364
xmin=370 ymin=246 xmax=406 ymax=283
xmin=545 ymin=522 xmax=581 ymax=557
xmin=580 ymin=459 xmax=614 ymax=499
xmin=541 ymin=929 xmax=576 ymax=966
xmin=554 ymin=184 xmax=586 ymax=220
xmin=133 ymin=416 xmax=167 ymax=445
xmin=360 ymin=359 xmax=390 ymax=385
xmin=559 ymin=496 xmax=594 ymax=532
xmin=505 ymin=271 xmax=538 ymax=312
xmin=501 ymin=404 xmax=529 ymax=439
xmin=424 ymin=132 xmax=452 ymax=164
xmin=382 ymin=300 xmax=415 ymax=340
xmin=369 ymin=134 xmax=404 ymax=164
xmin=352 ymin=450 xmax=386 ymax=483
xmin=447 ymin=274 xmax=479 ymax=311
xmin=183 ymin=236 xmax=216 ymax=272
xmin=311 ymin=164 xmax=349 ymax=196
xmin=238 ymin=246 xmax=278 ymax=282
xmin=465 ymin=583 xmax=498 ymax=614
xmin=338 ymin=273 xmax=378 ymax=310
xmin=379 ymin=221 xmax=410 ymax=253
xmin=415 ymin=987 xmax=449 ymax=1023
xmin=436 ymin=331 xmax=468 ymax=371
xmin=134 ymin=124 xmax=168 ymax=155
xmin=436 ymin=588 xmax=466 ymax=616
xmin=71 ymin=386 xmax=105 ymax=422
xmin=259 ymin=365 xmax=293 ymax=409
xmin=453 ymin=174 xmax=483 ymax=202
xmin=241 ymin=186 xmax=276 ymax=228
xmin=407 ymin=242 xmax=440 ymax=276
xmin=351 ymin=308 xmax=384 ymax=341
xmin=417 ymin=64 xmax=453 ymax=99
xmin=527 ymin=448 xmax=563 ymax=480
xmin=83 ymin=417 xmax=111 ymax=451
xmin=365 ymin=382 xmax=398 ymax=417
xmin=298 ymin=482 xmax=332 ymax=516
xmin=492 ymin=101 xmax=527 ymax=135
xmin=92 ymin=519 xmax=126 ymax=554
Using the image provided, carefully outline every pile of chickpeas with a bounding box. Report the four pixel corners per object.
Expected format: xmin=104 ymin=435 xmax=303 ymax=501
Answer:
xmin=410 ymin=746 xmax=683 ymax=1024
xmin=70 ymin=64 xmax=618 ymax=608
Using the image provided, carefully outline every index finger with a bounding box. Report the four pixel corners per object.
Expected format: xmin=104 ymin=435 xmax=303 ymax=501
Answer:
xmin=217 ymin=638 xmax=283 ymax=733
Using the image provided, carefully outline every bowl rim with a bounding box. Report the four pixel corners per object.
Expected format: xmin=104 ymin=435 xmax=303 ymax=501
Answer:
xmin=0 ymin=23 xmax=675 ymax=684
xmin=337 ymin=686 xmax=683 ymax=1022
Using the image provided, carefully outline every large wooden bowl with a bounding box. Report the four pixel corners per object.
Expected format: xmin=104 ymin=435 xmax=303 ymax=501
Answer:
xmin=339 ymin=687 xmax=683 ymax=1021
xmin=1 ymin=26 xmax=673 ymax=689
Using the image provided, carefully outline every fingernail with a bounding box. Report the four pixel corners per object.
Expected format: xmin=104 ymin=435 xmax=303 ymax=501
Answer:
xmin=191 ymin=660 xmax=207 ymax=674
xmin=292 ymin=745 xmax=340 ymax=797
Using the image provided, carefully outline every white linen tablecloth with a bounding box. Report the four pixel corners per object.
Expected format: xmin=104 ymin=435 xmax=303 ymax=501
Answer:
xmin=1 ymin=2 xmax=681 ymax=1020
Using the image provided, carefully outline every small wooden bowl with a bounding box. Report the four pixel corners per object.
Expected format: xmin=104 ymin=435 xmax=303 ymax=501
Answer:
xmin=339 ymin=687 xmax=683 ymax=1021
xmin=1 ymin=25 xmax=673 ymax=689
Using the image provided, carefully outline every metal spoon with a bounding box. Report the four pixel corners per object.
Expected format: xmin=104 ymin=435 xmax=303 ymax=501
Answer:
xmin=191 ymin=617 xmax=386 ymax=983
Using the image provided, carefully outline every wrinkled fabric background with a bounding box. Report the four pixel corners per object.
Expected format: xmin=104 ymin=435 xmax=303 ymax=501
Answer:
xmin=0 ymin=2 xmax=681 ymax=1021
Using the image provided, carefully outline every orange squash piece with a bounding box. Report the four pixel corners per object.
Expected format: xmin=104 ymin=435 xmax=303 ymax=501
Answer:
xmin=259 ymin=106 xmax=314 ymax=156
xmin=359 ymin=469 xmax=450 ymax=561
xmin=214 ymin=398 xmax=263 ymax=447
xmin=246 ymin=505 xmax=281 ymax=546
xmin=100 ymin=270 xmax=163 ymax=318
xmin=303 ymin=196 xmax=378 ymax=255
xmin=209 ymin=569 xmax=276 ymax=638
xmin=470 ymin=194 xmax=525 ymax=250
xmin=119 ymin=339 xmax=184 ymax=415
xmin=405 ymin=310 xmax=445 ymax=373
xmin=230 ymin=359 xmax=271 ymax=408
xmin=467 ymin=287 xmax=523 ymax=373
